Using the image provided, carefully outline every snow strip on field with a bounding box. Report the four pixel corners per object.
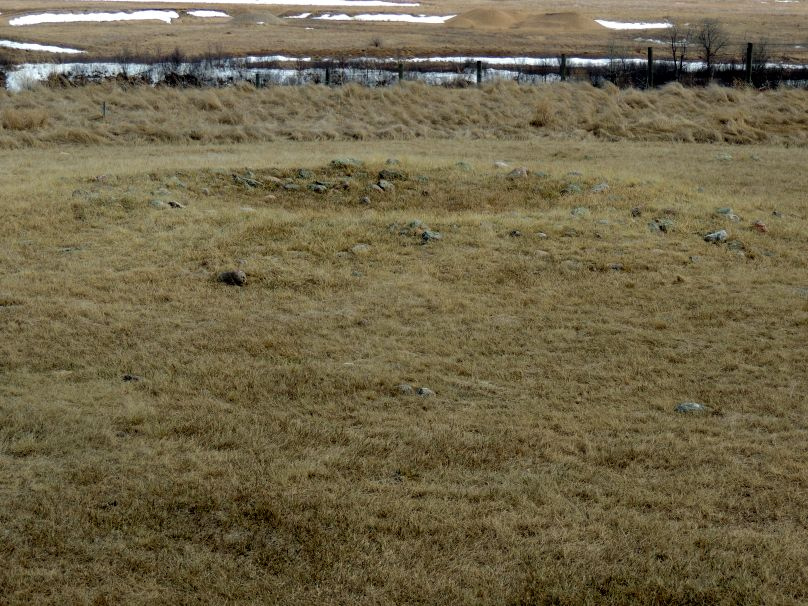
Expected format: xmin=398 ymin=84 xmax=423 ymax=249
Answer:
xmin=595 ymin=19 xmax=671 ymax=30
xmin=0 ymin=39 xmax=84 ymax=53
xmin=10 ymin=11 xmax=179 ymax=26
xmin=187 ymin=10 xmax=230 ymax=17
xmin=79 ymin=0 xmax=419 ymax=6
xmin=289 ymin=12 xmax=454 ymax=23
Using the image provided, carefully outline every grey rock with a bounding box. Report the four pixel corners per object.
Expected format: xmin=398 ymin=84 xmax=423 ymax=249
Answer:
xmin=715 ymin=153 xmax=733 ymax=161
xmin=567 ymin=171 xmax=583 ymax=176
xmin=149 ymin=199 xmax=167 ymax=209
xmin=772 ymin=210 xmax=783 ymax=218
xmin=716 ymin=207 xmax=733 ymax=215
xmin=385 ymin=158 xmax=401 ymax=166
xmin=727 ymin=240 xmax=745 ymax=252
xmin=507 ymin=167 xmax=529 ymax=179
xmin=509 ymin=230 xmax=522 ymax=237
xmin=397 ymin=383 xmax=415 ymax=395
xmin=648 ymin=218 xmax=674 ymax=233
xmin=377 ymin=179 xmax=395 ymax=192
xmin=591 ymin=182 xmax=609 ymax=193
xmin=570 ymin=206 xmax=589 ymax=217
xmin=167 ymin=200 xmax=185 ymax=209
xmin=167 ymin=176 xmax=187 ymax=188
xmin=455 ymin=161 xmax=472 ymax=171
xmin=371 ymin=184 xmax=384 ymax=193
xmin=562 ymin=183 xmax=582 ymax=195
xmin=330 ymin=158 xmax=363 ymax=169
xmin=536 ymin=232 xmax=548 ymax=239
xmin=122 ymin=374 xmax=142 ymax=382
xmin=417 ymin=387 xmax=435 ymax=397
xmin=308 ymin=183 xmax=328 ymax=193
xmin=727 ymin=213 xmax=741 ymax=223
xmin=689 ymin=255 xmax=702 ymax=263
xmin=217 ymin=269 xmax=247 ymax=286
xmin=609 ymin=263 xmax=624 ymax=271
xmin=704 ymin=229 xmax=728 ymax=243
xmin=421 ymin=230 xmax=442 ymax=243
xmin=283 ymin=183 xmax=300 ymax=191
xmin=297 ymin=168 xmax=314 ymax=179
xmin=351 ymin=243 xmax=372 ymax=255
xmin=675 ymin=402 xmax=708 ymax=414
xmin=360 ymin=196 xmax=371 ymax=205
xmin=494 ymin=161 xmax=509 ymax=168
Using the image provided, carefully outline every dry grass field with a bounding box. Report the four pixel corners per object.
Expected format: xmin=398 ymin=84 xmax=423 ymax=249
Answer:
xmin=1 ymin=84 xmax=807 ymax=603
xmin=0 ymin=0 xmax=806 ymax=61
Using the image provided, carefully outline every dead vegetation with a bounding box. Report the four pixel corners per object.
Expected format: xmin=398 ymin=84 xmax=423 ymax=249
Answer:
xmin=0 ymin=138 xmax=807 ymax=604
xmin=2 ymin=81 xmax=808 ymax=147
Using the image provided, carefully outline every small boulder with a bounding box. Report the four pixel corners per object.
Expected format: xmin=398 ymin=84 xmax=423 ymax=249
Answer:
xmin=308 ymin=183 xmax=328 ymax=193
xmin=149 ymin=199 xmax=167 ymax=210
xmin=217 ymin=270 xmax=247 ymax=286
xmin=297 ymin=168 xmax=314 ymax=179
xmin=591 ymin=182 xmax=609 ymax=193
xmin=570 ymin=206 xmax=589 ymax=217
xmin=752 ymin=220 xmax=768 ymax=233
xmin=283 ymin=183 xmax=300 ymax=191
xmin=379 ymin=169 xmax=408 ymax=181
xmin=397 ymin=383 xmax=415 ymax=395
xmin=494 ymin=161 xmax=509 ymax=169
xmin=377 ymin=180 xmax=395 ymax=192
xmin=167 ymin=200 xmax=185 ymax=209
xmin=562 ymin=183 xmax=582 ymax=195
xmin=417 ymin=387 xmax=435 ymax=397
xmin=507 ymin=167 xmax=529 ymax=180
xmin=122 ymin=374 xmax=142 ymax=382
xmin=421 ymin=230 xmax=442 ymax=243
xmin=509 ymin=230 xmax=522 ymax=237
xmin=675 ymin=402 xmax=708 ymax=414
xmin=360 ymin=196 xmax=371 ymax=205
xmin=351 ymin=243 xmax=371 ymax=256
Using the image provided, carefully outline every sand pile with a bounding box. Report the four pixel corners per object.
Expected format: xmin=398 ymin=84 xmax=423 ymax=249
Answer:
xmin=446 ymin=9 xmax=521 ymax=30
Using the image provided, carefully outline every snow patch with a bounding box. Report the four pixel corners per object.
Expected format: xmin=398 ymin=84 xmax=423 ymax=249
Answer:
xmin=187 ymin=10 xmax=230 ymax=17
xmin=290 ymin=12 xmax=454 ymax=23
xmin=595 ymin=19 xmax=672 ymax=30
xmin=79 ymin=0 xmax=419 ymax=6
xmin=10 ymin=11 xmax=180 ymax=26
xmin=0 ymin=39 xmax=84 ymax=53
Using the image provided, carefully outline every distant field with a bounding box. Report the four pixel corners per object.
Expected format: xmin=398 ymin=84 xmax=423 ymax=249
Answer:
xmin=0 ymin=0 xmax=806 ymax=62
xmin=1 ymin=86 xmax=807 ymax=602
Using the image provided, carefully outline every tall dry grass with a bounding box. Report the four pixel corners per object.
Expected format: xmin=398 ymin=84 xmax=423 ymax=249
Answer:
xmin=2 ymin=81 xmax=808 ymax=147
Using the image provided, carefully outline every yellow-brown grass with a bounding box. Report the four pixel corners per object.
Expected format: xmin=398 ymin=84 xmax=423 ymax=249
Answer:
xmin=0 ymin=138 xmax=807 ymax=604
xmin=3 ymin=81 xmax=808 ymax=148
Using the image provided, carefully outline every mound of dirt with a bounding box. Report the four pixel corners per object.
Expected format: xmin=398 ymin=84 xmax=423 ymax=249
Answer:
xmin=446 ymin=9 xmax=521 ymax=30
xmin=516 ymin=12 xmax=595 ymax=32
xmin=231 ymin=11 xmax=284 ymax=26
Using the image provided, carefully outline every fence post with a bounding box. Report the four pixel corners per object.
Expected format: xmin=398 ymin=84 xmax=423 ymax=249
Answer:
xmin=398 ymin=62 xmax=404 ymax=83
xmin=476 ymin=60 xmax=483 ymax=85
xmin=560 ymin=54 xmax=567 ymax=81
xmin=325 ymin=66 xmax=331 ymax=86
xmin=745 ymin=42 xmax=753 ymax=85
xmin=255 ymin=72 xmax=261 ymax=88
xmin=102 ymin=101 xmax=106 ymax=119
xmin=647 ymin=47 xmax=653 ymax=88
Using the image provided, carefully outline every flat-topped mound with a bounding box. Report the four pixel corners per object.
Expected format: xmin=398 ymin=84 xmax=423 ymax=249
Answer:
xmin=230 ymin=11 xmax=284 ymax=26
xmin=446 ymin=8 xmax=521 ymax=30
xmin=516 ymin=11 xmax=595 ymax=31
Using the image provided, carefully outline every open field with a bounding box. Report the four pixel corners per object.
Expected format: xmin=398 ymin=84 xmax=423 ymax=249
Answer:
xmin=1 ymin=108 xmax=808 ymax=603
xmin=0 ymin=0 xmax=807 ymax=62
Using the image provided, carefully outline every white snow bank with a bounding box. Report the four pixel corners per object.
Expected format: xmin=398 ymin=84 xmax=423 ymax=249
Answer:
xmin=80 ymin=0 xmax=419 ymax=6
xmin=291 ymin=12 xmax=453 ymax=23
xmin=187 ymin=10 xmax=230 ymax=17
xmin=595 ymin=19 xmax=671 ymax=30
xmin=0 ymin=39 xmax=84 ymax=53
xmin=10 ymin=11 xmax=180 ymax=26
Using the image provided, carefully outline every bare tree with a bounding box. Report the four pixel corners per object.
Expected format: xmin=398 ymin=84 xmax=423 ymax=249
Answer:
xmin=667 ymin=22 xmax=693 ymax=81
xmin=696 ymin=19 xmax=729 ymax=81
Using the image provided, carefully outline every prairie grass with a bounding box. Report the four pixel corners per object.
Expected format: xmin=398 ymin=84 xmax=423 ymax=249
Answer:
xmin=3 ymin=82 xmax=808 ymax=148
xmin=0 ymin=138 xmax=806 ymax=604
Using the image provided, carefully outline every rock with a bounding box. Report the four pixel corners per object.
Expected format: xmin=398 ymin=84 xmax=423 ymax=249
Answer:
xmin=727 ymin=213 xmax=741 ymax=223
xmin=689 ymin=255 xmax=702 ymax=263
xmin=415 ymin=175 xmax=429 ymax=183
xmin=377 ymin=180 xmax=395 ymax=192
xmin=379 ymin=169 xmax=407 ymax=181
xmin=727 ymin=240 xmax=745 ymax=252
xmin=417 ymin=387 xmax=435 ymax=397
xmin=716 ymin=207 xmax=733 ymax=215
xmin=752 ymin=220 xmax=768 ymax=233
xmin=385 ymin=158 xmax=400 ymax=166
xmin=351 ymin=271 xmax=363 ymax=277
xmin=772 ymin=210 xmax=783 ymax=218
xmin=122 ymin=374 xmax=142 ymax=382
xmin=591 ymin=182 xmax=609 ymax=193
xmin=421 ymin=230 xmax=442 ymax=243
xmin=509 ymin=230 xmax=522 ymax=237
xmin=596 ymin=219 xmax=610 ymax=225
xmin=562 ymin=227 xmax=579 ymax=238
xmin=240 ymin=206 xmax=255 ymax=213
xmin=360 ymin=196 xmax=371 ymax=205
xmin=201 ymin=188 xmax=211 ymax=196
xmin=567 ymin=171 xmax=582 ymax=176
xmin=455 ymin=161 xmax=472 ymax=171
xmin=283 ymin=183 xmax=300 ymax=191
xmin=370 ymin=184 xmax=384 ymax=193
xmin=507 ymin=167 xmax=529 ymax=179
xmin=494 ymin=161 xmax=509 ymax=168
xmin=264 ymin=194 xmax=277 ymax=201
xmin=609 ymin=263 xmax=624 ymax=271
xmin=351 ymin=243 xmax=371 ymax=255
xmin=649 ymin=218 xmax=674 ymax=233
xmin=570 ymin=206 xmax=589 ymax=217
xmin=297 ymin=168 xmax=314 ymax=179
xmin=536 ymin=232 xmax=548 ymax=239
xmin=217 ymin=270 xmax=246 ymax=286
xmin=232 ymin=173 xmax=263 ymax=188
xmin=704 ymin=229 xmax=728 ymax=243
xmin=675 ymin=402 xmax=708 ymax=414
xmin=397 ymin=383 xmax=415 ymax=395
xmin=167 ymin=176 xmax=187 ymax=188
xmin=308 ymin=183 xmax=328 ymax=193
xmin=149 ymin=199 xmax=167 ymax=209
xmin=338 ymin=179 xmax=352 ymax=190
xmin=535 ymin=250 xmax=550 ymax=258
xmin=167 ymin=200 xmax=185 ymax=209
xmin=715 ymin=153 xmax=733 ymax=161
xmin=562 ymin=183 xmax=582 ymax=195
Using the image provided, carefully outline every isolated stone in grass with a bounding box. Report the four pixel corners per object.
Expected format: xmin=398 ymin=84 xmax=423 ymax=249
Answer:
xmin=704 ymin=229 xmax=728 ymax=243
xmin=772 ymin=210 xmax=783 ymax=217
xmin=149 ymin=199 xmax=167 ymax=209
xmin=716 ymin=207 xmax=733 ymax=215
xmin=421 ymin=230 xmax=442 ymax=243
xmin=727 ymin=240 xmax=745 ymax=252
xmin=330 ymin=158 xmax=363 ymax=169
xmin=122 ymin=374 xmax=142 ymax=382
xmin=167 ymin=200 xmax=185 ymax=209
xmin=562 ymin=183 xmax=582 ymax=195
xmin=507 ymin=167 xmax=528 ymax=179
xmin=591 ymin=182 xmax=609 ymax=193
xmin=297 ymin=168 xmax=314 ymax=179
xmin=609 ymin=263 xmax=624 ymax=271
xmin=509 ymin=230 xmax=522 ymax=237
xmin=378 ymin=169 xmax=407 ymax=181
xmin=417 ymin=387 xmax=435 ymax=397
xmin=570 ymin=206 xmax=589 ymax=217
xmin=675 ymin=402 xmax=708 ymax=414
xmin=715 ymin=153 xmax=733 ymax=161
xmin=397 ymin=383 xmax=415 ymax=395
xmin=648 ymin=218 xmax=674 ymax=233
xmin=166 ymin=176 xmax=187 ymax=188
xmin=308 ymin=183 xmax=328 ymax=193
xmin=232 ymin=173 xmax=263 ymax=188
xmin=752 ymin=220 xmax=768 ymax=233
xmin=360 ymin=196 xmax=371 ymax=205
xmin=631 ymin=206 xmax=643 ymax=217
xmin=351 ymin=243 xmax=371 ymax=256
xmin=385 ymin=158 xmax=401 ymax=166
xmin=217 ymin=269 xmax=246 ymax=286
xmin=494 ymin=161 xmax=509 ymax=168
xmin=377 ymin=179 xmax=395 ymax=192
xmin=567 ymin=171 xmax=583 ymax=176
xmin=456 ymin=161 xmax=472 ymax=171
xmin=283 ymin=183 xmax=300 ymax=191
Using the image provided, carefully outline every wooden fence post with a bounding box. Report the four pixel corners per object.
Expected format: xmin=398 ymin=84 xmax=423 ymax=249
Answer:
xmin=102 ymin=101 xmax=106 ymax=119
xmin=745 ymin=42 xmax=754 ymax=85
xmin=560 ymin=54 xmax=567 ymax=81
xmin=647 ymin=47 xmax=653 ymax=88
xmin=398 ymin=62 xmax=404 ymax=83
xmin=325 ymin=66 xmax=331 ymax=86
xmin=476 ymin=60 xmax=483 ymax=85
